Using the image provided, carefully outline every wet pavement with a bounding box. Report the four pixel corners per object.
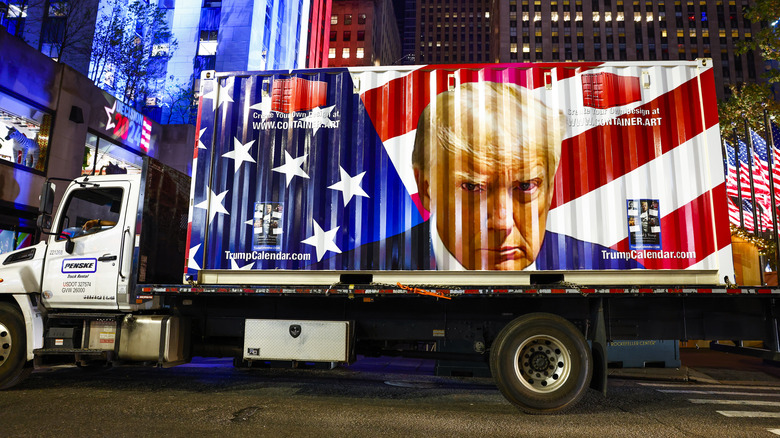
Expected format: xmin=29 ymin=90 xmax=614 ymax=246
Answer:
xmin=6 ymin=346 xmax=780 ymax=437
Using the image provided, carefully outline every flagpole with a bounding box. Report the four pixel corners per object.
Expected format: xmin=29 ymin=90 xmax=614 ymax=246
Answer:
xmin=745 ymin=117 xmax=764 ymax=286
xmin=733 ymin=125 xmax=745 ymax=229
xmin=764 ymin=107 xmax=780 ymax=281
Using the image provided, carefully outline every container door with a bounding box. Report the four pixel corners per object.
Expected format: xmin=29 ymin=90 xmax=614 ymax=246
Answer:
xmin=41 ymin=181 xmax=131 ymax=310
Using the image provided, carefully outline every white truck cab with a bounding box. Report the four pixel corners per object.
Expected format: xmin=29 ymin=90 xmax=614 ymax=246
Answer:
xmin=0 ymin=160 xmax=190 ymax=390
xmin=39 ymin=175 xmax=140 ymax=311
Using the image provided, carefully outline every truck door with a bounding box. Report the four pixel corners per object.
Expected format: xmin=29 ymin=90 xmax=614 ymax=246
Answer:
xmin=41 ymin=182 xmax=132 ymax=310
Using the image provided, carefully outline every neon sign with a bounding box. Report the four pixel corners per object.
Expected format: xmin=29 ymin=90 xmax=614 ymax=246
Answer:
xmin=96 ymin=93 xmax=154 ymax=154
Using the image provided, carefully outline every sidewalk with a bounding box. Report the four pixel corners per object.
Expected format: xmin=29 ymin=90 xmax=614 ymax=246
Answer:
xmin=609 ymin=347 xmax=780 ymax=386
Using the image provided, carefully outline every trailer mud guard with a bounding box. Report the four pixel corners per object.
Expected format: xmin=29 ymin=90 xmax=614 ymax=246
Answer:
xmin=589 ymin=298 xmax=608 ymax=396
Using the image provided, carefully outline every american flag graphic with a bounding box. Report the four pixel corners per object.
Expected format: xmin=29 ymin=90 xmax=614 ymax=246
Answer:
xmin=140 ymin=117 xmax=152 ymax=153
xmin=184 ymin=62 xmax=734 ymax=280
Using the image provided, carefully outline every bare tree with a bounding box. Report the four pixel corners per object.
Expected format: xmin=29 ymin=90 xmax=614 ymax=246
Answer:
xmin=89 ymin=0 xmax=176 ymax=108
xmin=88 ymin=0 xmax=125 ymax=87
xmin=159 ymin=77 xmax=197 ymax=125
xmin=25 ymin=0 xmax=100 ymax=70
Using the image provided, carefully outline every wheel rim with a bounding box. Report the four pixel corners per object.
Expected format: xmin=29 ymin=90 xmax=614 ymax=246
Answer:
xmin=513 ymin=335 xmax=572 ymax=394
xmin=0 ymin=321 xmax=11 ymax=368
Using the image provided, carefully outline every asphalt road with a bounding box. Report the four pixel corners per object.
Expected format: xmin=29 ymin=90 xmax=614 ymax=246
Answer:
xmin=4 ymin=353 xmax=780 ymax=437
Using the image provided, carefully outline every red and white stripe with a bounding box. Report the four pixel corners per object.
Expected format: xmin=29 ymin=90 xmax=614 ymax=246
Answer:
xmin=358 ymin=62 xmax=732 ymax=278
xmin=140 ymin=117 xmax=152 ymax=153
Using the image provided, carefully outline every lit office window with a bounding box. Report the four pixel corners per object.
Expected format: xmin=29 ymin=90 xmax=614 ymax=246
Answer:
xmin=356 ymin=47 xmax=364 ymax=58
xmin=199 ymin=30 xmax=218 ymax=55
xmin=342 ymin=47 xmax=350 ymax=58
xmin=328 ymin=48 xmax=336 ymax=58
xmin=331 ymin=14 xmax=338 ymax=25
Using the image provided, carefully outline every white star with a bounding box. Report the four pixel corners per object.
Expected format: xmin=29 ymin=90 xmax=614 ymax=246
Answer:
xmin=198 ymin=128 xmax=208 ymax=149
xmin=301 ymin=220 xmax=341 ymax=262
xmin=299 ymin=105 xmax=335 ymax=135
xmin=328 ymin=166 xmax=369 ymax=206
xmin=188 ymin=244 xmax=202 ymax=271
xmin=272 ymin=151 xmax=309 ymax=187
xmin=194 ymin=188 xmax=230 ymax=223
xmin=222 ymin=137 xmax=256 ymax=173
xmin=104 ymin=101 xmax=117 ymax=131
xmin=202 ymin=84 xmax=234 ymax=111
xmin=230 ymin=259 xmax=255 ymax=270
xmin=250 ymin=99 xmax=273 ymax=121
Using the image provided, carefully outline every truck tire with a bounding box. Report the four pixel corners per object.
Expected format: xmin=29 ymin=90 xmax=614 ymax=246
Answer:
xmin=0 ymin=302 xmax=31 ymax=389
xmin=490 ymin=313 xmax=592 ymax=414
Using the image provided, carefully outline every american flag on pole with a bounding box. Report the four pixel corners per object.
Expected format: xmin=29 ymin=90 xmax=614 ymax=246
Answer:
xmin=740 ymin=199 xmax=757 ymax=232
xmin=185 ymin=62 xmax=733 ymax=279
xmin=726 ymin=196 xmax=742 ymax=228
xmin=749 ymin=129 xmax=776 ymax=231
xmin=771 ymin=122 xmax=780 ymax=200
xmin=738 ymin=138 xmax=771 ymax=199
xmin=724 ymin=141 xmax=740 ymax=198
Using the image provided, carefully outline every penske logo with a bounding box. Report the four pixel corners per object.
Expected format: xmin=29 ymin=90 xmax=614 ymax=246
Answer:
xmin=62 ymin=258 xmax=97 ymax=274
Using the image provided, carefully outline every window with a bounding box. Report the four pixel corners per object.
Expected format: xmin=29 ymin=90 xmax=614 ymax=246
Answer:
xmin=329 ymin=31 xmax=336 ymax=41
xmin=358 ymin=13 xmax=366 ymax=24
xmin=331 ymin=14 xmax=338 ymax=25
xmin=356 ymin=47 xmax=364 ymax=58
xmin=197 ymin=30 xmax=218 ymax=56
xmin=0 ymin=93 xmax=52 ymax=173
xmin=1 ymin=2 xmax=27 ymax=36
xmin=343 ymin=31 xmax=351 ymax=41
xmin=47 ymin=1 xmax=68 ymax=17
xmin=342 ymin=47 xmax=350 ymax=58
xmin=56 ymin=187 xmax=124 ymax=241
xmin=82 ymin=133 xmax=143 ymax=177
xmin=344 ymin=14 xmax=352 ymax=25
xmin=328 ymin=48 xmax=336 ymax=58
xmin=0 ymin=227 xmax=32 ymax=256
xmin=40 ymin=16 xmax=65 ymax=59
xmin=357 ymin=30 xmax=365 ymax=41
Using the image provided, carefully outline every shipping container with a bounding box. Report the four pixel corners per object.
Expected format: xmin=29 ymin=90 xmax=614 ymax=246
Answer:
xmin=188 ymin=60 xmax=732 ymax=287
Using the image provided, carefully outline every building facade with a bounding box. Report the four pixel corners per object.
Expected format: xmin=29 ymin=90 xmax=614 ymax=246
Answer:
xmin=0 ymin=0 xmax=315 ymax=124
xmin=328 ymin=0 xmax=400 ymax=67
xmin=0 ymin=27 xmax=193 ymax=254
xmin=168 ymin=0 xmax=312 ymax=114
xmin=413 ymin=0 xmax=493 ymax=64
xmin=489 ymin=0 xmax=765 ymax=100
xmin=306 ymin=0 xmax=333 ymax=68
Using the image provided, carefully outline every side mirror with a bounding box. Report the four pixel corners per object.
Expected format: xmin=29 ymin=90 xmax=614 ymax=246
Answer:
xmin=39 ymin=181 xmax=55 ymax=215
xmin=36 ymin=214 xmax=52 ymax=230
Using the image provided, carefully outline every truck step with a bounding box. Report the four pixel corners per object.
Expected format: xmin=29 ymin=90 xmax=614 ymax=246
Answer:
xmin=34 ymin=348 xmax=111 ymax=356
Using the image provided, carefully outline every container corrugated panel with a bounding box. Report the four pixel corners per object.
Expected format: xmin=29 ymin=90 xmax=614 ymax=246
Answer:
xmin=185 ymin=61 xmax=733 ymax=281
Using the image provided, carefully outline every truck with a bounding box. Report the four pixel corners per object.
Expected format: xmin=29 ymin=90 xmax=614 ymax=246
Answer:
xmin=1 ymin=59 xmax=776 ymax=414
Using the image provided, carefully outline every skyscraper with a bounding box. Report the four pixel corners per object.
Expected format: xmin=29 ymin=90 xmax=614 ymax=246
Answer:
xmin=170 ymin=0 xmax=312 ymax=98
xmin=414 ymin=0 xmax=493 ymax=64
xmin=328 ymin=0 xmax=400 ymax=67
xmin=306 ymin=0 xmax=333 ymax=68
xmin=489 ymin=0 xmax=764 ymax=100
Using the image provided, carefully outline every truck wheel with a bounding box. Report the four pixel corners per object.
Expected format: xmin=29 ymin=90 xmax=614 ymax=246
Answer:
xmin=490 ymin=313 xmax=592 ymax=414
xmin=0 ymin=302 xmax=31 ymax=389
